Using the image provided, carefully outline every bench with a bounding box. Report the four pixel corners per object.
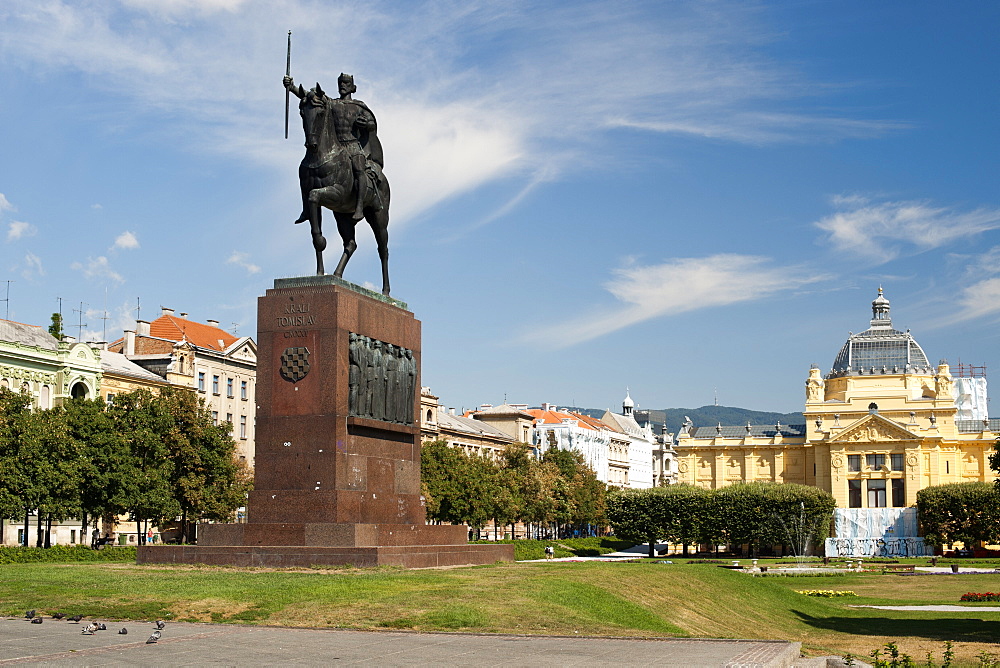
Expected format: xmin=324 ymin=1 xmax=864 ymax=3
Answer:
xmin=883 ymin=564 xmax=915 ymax=573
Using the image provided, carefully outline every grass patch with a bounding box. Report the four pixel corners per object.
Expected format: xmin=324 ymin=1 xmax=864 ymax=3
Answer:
xmin=2 ymin=559 xmax=999 ymax=664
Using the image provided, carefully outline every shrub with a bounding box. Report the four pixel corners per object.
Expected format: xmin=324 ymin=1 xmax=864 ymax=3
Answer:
xmin=0 ymin=545 xmax=137 ymax=564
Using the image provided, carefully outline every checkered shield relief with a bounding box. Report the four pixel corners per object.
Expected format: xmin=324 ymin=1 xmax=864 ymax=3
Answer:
xmin=280 ymin=346 xmax=311 ymax=382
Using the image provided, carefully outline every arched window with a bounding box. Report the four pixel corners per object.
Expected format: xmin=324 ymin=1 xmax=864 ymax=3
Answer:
xmin=39 ymin=385 xmax=50 ymax=409
xmin=71 ymin=382 xmax=88 ymax=399
xmin=425 ymin=409 xmax=432 ymax=422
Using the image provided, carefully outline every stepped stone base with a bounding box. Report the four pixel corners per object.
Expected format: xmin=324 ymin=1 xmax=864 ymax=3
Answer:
xmin=137 ymin=542 xmax=513 ymax=569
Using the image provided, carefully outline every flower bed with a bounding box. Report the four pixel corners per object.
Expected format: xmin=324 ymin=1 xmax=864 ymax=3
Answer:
xmin=795 ymin=590 xmax=858 ymax=597
xmin=960 ymin=592 xmax=1000 ymax=602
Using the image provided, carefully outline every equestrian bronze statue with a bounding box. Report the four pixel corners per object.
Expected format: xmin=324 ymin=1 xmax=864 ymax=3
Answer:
xmin=284 ymin=74 xmax=391 ymax=295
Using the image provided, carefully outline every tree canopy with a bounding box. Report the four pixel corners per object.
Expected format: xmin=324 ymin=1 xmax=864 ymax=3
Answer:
xmin=0 ymin=386 xmax=250 ymax=546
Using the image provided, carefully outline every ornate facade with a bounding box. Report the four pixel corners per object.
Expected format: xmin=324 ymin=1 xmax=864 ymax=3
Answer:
xmin=0 ymin=319 xmax=102 ymax=408
xmin=674 ymin=289 xmax=996 ymax=553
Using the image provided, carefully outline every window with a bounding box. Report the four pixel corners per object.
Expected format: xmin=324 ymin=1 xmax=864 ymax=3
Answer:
xmin=867 ymin=479 xmax=887 ymax=508
xmin=241 ymin=380 xmax=248 ymax=400
xmin=890 ymin=453 xmax=904 ymax=471
xmin=198 ymin=372 xmax=206 ymax=392
xmin=945 ymin=461 xmax=950 ymax=474
xmin=212 ymin=375 xmax=220 ymax=395
xmin=866 ymin=454 xmax=885 ymax=470
xmin=847 ymin=480 xmax=861 ymax=508
xmin=212 ymin=411 xmax=219 ymax=424
xmin=847 ymin=454 xmax=861 ymax=472
xmin=106 ymin=393 xmax=115 ymax=405
xmin=70 ymin=530 xmax=76 ymax=544
xmin=891 ymin=479 xmax=905 ymax=507
xmin=226 ymin=413 xmax=233 ymax=424
xmin=239 ymin=415 xmax=247 ymax=439
xmin=227 ymin=378 xmax=234 ymax=398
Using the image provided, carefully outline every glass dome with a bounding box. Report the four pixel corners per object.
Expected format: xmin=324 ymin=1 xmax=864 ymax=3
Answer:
xmin=827 ymin=288 xmax=931 ymax=378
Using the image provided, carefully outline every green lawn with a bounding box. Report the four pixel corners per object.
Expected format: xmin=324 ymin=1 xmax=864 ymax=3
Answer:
xmin=2 ymin=561 xmax=998 ymax=665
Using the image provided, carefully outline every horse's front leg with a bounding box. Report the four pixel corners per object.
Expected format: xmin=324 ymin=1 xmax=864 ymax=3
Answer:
xmin=306 ymin=190 xmax=327 ymax=275
xmin=332 ymin=213 xmax=357 ymax=279
xmin=368 ymin=211 xmax=390 ymax=296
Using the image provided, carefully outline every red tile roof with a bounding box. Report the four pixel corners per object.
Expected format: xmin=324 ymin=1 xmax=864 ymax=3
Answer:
xmin=524 ymin=408 xmax=601 ymax=431
xmin=149 ymin=315 xmax=238 ymax=352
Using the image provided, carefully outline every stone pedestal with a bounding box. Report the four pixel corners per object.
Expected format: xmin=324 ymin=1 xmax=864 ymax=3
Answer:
xmin=138 ymin=276 xmax=513 ymax=568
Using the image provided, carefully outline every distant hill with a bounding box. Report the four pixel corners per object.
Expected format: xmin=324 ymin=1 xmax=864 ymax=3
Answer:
xmin=566 ymin=405 xmax=804 ymax=437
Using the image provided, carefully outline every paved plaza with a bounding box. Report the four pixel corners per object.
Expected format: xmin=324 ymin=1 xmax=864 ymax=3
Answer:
xmin=0 ymin=618 xmax=801 ymax=667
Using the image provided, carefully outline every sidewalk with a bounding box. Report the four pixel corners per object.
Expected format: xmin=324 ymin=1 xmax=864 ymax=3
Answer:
xmin=0 ymin=618 xmax=801 ymax=667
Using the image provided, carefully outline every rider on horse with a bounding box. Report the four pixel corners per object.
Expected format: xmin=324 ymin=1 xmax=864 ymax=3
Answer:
xmin=283 ymin=73 xmax=383 ymax=221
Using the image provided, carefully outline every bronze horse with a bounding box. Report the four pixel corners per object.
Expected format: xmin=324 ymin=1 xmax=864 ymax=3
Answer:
xmin=295 ymin=84 xmax=391 ymax=294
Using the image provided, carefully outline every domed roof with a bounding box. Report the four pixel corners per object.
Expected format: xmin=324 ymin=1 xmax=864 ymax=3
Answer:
xmin=828 ymin=288 xmax=931 ymax=378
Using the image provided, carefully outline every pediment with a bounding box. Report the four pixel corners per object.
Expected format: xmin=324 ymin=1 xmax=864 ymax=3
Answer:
xmin=830 ymin=414 xmax=920 ymax=443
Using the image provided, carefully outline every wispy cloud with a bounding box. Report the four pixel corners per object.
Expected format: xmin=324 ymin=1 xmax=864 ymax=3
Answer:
xmin=111 ymin=230 xmax=140 ymax=251
xmin=21 ymin=252 xmax=44 ymax=280
xmin=0 ymin=193 xmax=13 ymax=214
xmin=70 ymin=256 xmax=124 ymax=283
xmin=226 ymin=251 xmax=260 ymax=275
xmin=521 ymin=254 xmax=827 ymax=348
xmin=815 ymin=195 xmax=1000 ymax=262
xmin=0 ymin=1 xmax=905 ymax=231
xmin=952 ymin=246 xmax=1000 ymax=322
xmin=7 ymin=221 xmax=37 ymax=242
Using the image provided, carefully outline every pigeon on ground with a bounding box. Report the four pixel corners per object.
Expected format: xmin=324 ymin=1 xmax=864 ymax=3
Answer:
xmin=24 ymin=610 xmax=35 ymax=620
xmin=82 ymin=622 xmax=99 ymax=635
xmin=118 ymin=628 xmax=128 ymax=635
xmin=68 ymin=615 xmax=83 ymax=623
xmin=155 ymin=620 xmax=165 ymax=630
xmin=52 ymin=612 xmax=66 ymax=620
xmin=146 ymin=630 xmax=161 ymax=644
xmin=30 ymin=617 xmax=42 ymax=624
xmin=96 ymin=623 xmax=107 ymax=631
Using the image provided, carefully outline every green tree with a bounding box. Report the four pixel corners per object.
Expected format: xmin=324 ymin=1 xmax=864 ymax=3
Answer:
xmin=158 ymin=389 xmax=251 ymax=543
xmin=47 ymin=313 xmax=64 ymax=339
xmin=23 ymin=405 xmax=84 ymax=547
xmin=715 ymin=482 xmax=835 ymax=557
xmin=107 ymin=389 xmax=180 ymax=544
xmin=64 ymin=398 xmax=129 ymax=541
xmin=606 ymin=487 xmax=669 ymax=557
xmin=421 ymin=440 xmax=473 ymax=525
xmin=917 ymin=482 xmax=1000 ymax=547
xmin=0 ymin=388 xmax=38 ymax=544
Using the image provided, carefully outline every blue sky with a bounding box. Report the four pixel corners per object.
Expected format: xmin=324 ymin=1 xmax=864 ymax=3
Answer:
xmin=1 ymin=1 xmax=998 ymax=415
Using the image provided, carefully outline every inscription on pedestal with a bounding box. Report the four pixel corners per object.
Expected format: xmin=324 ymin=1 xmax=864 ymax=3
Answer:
xmin=348 ymin=333 xmax=415 ymax=425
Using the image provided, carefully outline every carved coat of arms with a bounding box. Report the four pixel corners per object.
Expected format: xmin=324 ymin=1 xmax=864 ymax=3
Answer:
xmin=280 ymin=346 xmax=311 ymax=382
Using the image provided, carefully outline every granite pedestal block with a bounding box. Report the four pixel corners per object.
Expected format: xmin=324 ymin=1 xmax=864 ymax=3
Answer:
xmin=137 ymin=276 xmax=513 ymax=568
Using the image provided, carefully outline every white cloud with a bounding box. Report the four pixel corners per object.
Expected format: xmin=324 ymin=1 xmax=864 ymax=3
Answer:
xmin=121 ymin=0 xmax=247 ymax=20
xmin=951 ymin=246 xmax=1000 ymax=322
xmin=7 ymin=221 xmax=37 ymax=242
xmin=0 ymin=193 xmax=13 ymax=214
xmin=522 ymin=254 xmax=827 ymax=348
xmin=112 ymin=230 xmax=140 ymax=250
xmin=0 ymin=1 xmax=905 ymax=231
xmin=70 ymin=256 xmax=124 ymax=283
xmin=226 ymin=251 xmax=260 ymax=275
xmin=22 ymin=252 xmax=44 ymax=280
xmin=815 ymin=196 xmax=1000 ymax=262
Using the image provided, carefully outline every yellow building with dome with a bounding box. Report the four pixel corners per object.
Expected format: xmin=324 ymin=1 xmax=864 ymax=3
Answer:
xmin=674 ymin=288 xmax=996 ymax=555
